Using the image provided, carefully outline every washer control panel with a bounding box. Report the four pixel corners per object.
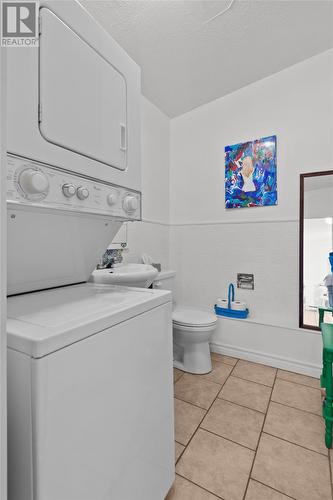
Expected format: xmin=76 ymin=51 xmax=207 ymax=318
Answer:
xmin=7 ymin=155 xmax=141 ymax=220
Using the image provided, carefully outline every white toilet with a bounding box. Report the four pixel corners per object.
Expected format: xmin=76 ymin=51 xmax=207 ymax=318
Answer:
xmin=153 ymin=271 xmax=217 ymax=374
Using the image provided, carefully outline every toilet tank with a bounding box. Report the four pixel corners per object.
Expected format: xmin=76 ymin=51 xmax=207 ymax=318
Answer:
xmin=153 ymin=271 xmax=176 ymax=303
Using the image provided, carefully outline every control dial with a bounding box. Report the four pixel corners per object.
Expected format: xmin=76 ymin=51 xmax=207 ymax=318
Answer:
xmin=62 ymin=183 xmax=76 ymax=198
xmin=107 ymin=193 xmax=118 ymax=206
xmin=77 ymin=186 xmax=89 ymax=200
xmin=123 ymin=195 xmax=138 ymax=213
xmin=18 ymin=168 xmax=49 ymax=196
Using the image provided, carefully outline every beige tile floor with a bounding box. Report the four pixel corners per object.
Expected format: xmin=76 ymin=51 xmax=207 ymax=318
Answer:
xmin=166 ymin=355 xmax=333 ymax=500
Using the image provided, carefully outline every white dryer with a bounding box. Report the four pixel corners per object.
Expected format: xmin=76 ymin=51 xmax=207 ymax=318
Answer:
xmin=7 ymin=0 xmax=142 ymax=294
xmin=7 ymin=283 xmax=175 ymax=500
xmin=7 ymin=0 xmax=141 ymax=191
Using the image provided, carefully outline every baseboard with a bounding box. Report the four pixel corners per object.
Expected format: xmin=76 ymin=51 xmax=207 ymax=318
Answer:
xmin=210 ymin=341 xmax=321 ymax=378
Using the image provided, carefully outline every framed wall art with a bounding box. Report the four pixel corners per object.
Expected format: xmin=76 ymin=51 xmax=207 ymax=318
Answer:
xmin=225 ymin=135 xmax=277 ymax=209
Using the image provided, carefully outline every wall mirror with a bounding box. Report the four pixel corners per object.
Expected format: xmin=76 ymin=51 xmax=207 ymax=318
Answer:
xmin=300 ymin=171 xmax=333 ymax=330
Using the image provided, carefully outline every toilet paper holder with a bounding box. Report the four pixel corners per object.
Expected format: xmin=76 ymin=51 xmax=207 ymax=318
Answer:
xmin=214 ymin=283 xmax=249 ymax=319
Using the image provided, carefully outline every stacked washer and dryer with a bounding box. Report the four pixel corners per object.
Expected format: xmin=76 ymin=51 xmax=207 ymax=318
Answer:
xmin=6 ymin=2 xmax=174 ymax=499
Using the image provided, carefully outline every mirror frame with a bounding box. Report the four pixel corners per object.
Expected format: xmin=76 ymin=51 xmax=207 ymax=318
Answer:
xmin=299 ymin=170 xmax=333 ymax=331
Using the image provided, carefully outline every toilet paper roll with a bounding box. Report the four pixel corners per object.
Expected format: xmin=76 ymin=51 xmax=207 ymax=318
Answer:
xmin=216 ymin=298 xmax=228 ymax=308
xmin=231 ymin=301 xmax=247 ymax=311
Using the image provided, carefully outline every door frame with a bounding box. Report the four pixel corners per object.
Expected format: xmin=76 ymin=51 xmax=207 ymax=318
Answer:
xmin=0 ymin=43 xmax=7 ymax=500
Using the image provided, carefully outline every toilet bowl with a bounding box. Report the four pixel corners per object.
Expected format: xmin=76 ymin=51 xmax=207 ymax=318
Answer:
xmin=172 ymin=308 xmax=217 ymax=374
xmin=153 ymin=272 xmax=217 ymax=374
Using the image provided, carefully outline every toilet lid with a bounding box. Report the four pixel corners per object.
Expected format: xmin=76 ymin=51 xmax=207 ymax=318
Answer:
xmin=172 ymin=308 xmax=217 ymax=327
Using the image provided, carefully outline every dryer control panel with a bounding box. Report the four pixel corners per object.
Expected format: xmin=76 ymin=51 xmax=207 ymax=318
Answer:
xmin=6 ymin=155 xmax=141 ymax=220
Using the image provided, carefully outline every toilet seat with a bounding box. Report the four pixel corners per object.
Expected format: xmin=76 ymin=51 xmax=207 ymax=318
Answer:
xmin=173 ymin=322 xmax=217 ymax=333
xmin=172 ymin=308 xmax=217 ymax=328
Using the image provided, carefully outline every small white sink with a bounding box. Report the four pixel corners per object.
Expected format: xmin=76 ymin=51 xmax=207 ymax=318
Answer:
xmin=90 ymin=263 xmax=158 ymax=288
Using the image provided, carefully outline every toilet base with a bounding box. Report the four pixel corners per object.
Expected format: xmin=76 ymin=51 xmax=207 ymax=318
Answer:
xmin=173 ymin=340 xmax=212 ymax=375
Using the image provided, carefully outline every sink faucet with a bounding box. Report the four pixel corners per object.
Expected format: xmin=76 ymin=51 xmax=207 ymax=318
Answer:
xmin=97 ymin=248 xmax=123 ymax=269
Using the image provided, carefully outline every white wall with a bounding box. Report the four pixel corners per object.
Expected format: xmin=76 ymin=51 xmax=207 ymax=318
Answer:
xmin=125 ymin=50 xmax=333 ymax=376
xmin=170 ymin=49 xmax=333 ymax=224
xmin=123 ymin=96 xmax=170 ymax=269
xmin=169 ymin=49 xmax=333 ymax=377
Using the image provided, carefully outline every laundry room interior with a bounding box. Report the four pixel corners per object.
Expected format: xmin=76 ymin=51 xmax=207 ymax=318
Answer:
xmin=1 ymin=1 xmax=333 ymax=500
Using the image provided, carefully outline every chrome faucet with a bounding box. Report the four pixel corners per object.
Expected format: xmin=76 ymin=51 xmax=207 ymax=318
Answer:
xmin=97 ymin=248 xmax=123 ymax=269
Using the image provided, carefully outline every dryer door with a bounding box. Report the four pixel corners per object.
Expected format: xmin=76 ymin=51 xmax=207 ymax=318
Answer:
xmin=39 ymin=7 xmax=127 ymax=170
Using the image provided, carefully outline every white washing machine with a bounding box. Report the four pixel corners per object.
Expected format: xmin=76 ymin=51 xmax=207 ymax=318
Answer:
xmin=6 ymin=157 xmax=175 ymax=499
xmin=7 ymin=283 xmax=174 ymax=500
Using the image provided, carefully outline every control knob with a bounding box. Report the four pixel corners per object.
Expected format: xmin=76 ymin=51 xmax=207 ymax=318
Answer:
xmin=123 ymin=195 xmax=138 ymax=213
xmin=62 ymin=183 xmax=76 ymax=198
xmin=19 ymin=168 xmax=49 ymax=196
xmin=107 ymin=193 xmax=118 ymax=206
xmin=77 ymin=187 xmax=89 ymax=200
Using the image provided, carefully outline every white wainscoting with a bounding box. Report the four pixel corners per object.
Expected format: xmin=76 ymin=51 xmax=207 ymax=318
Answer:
xmin=210 ymin=317 xmax=321 ymax=378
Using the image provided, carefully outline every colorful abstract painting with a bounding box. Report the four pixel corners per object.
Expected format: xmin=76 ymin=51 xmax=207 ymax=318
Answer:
xmin=225 ymin=135 xmax=277 ymax=209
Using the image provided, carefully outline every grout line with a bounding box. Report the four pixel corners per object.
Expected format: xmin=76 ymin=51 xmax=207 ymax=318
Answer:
xmin=242 ymin=369 xmax=276 ymax=499
xmin=176 ymin=395 xmax=218 ymax=446
xmin=175 ymin=372 xmax=223 ymax=389
xmin=219 ymin=379 xmax=322 ymax=418
xmin=262 ymin=431 xmax=328 ymax=458
xmin=173 ymin=369 xmax=185 ymax=384
xmin=198 ymin=427 xmax=257 ymax=453
xmin=175 ymin=380 xmax=229 ymax=497
xmin=213 ymin=363 xmax=238 ymax=369
xmin=173 ymin=396 xmax=217 ymax=412
xmin=173 ymin=360 xmax=330 ymax=500
xmin=203 ymin=374 xmax=233 ymax=386
xmin=174 ymin=374 xmax=225 ymax=410
xmin=231 ymin=372 xmax=275 ymax=388
xmin=210 ymin=355 xmax=238 ymax=367
xmin=274 ymin=378 xmax=322 ymax=392
xmin=175 ymin=472 xmax=225 ymax=499
xmin=225 ymin=372 xmax=274 ymax=391
xmin=270 ymin=397 xmax=322 ymax=417
xmin=210 ymin=396 xmax=266 ymax=416
xmin=200 ymin=401 xmax=328 ymax=457
xmin=223 ymin=356 xmax=320 ymax=385
xmin=268 ymin=399 xmax=326 ymax=421
xmin=229 ymin=358 xmax=240 ymax=377
xmin=217 ymin=394 xmax=268 ymax=414
xmin=173 ymin=396 xmax=208 ymax=408
xmin=245 ymin=371 xmax=330 ymax=499
xmin=174 ymin=442 xmax=186 ymax=465
xmin=175 ymin=366 xmax=267 ymax=498
xmin=250 ymin=478 xmax=297 ymax=500
xmin=276 ymin=375 xmax=320 ymax=390
xmin=229 ymin=359 xmax=278 ymax=387
xmin=175 ymin=369 xmax=235 ymax=495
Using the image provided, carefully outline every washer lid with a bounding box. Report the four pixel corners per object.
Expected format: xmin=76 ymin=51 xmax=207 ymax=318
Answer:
xmin=7 ymin=283 xmax=171 ymax=359
xmin=172 ymin=308 xmax=217 ymax=327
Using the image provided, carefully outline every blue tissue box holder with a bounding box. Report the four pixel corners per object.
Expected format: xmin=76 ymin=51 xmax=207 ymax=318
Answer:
xmin=214 ymin=305 xmax=249 ymax=319
xmin=214 ymin=283 xmax=249 ymax=319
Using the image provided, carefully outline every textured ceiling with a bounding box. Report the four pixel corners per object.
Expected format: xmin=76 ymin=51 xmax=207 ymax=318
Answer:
xmin=81 ymin=0 xmax=333 ymax=117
